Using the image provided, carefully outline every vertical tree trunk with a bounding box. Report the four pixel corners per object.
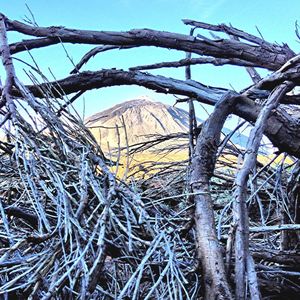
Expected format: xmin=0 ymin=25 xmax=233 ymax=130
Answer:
xmin=193 ymin=190 xmax=233 ymax=299
xmin=233 ymin=81 xmax=293 ymax=300
xmin=190 ymin=92 xmax=236 ymax=299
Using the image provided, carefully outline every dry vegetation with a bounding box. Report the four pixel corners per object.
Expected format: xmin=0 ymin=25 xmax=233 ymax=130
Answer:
xmin=0 ymin=12 xmax=300 ymax=300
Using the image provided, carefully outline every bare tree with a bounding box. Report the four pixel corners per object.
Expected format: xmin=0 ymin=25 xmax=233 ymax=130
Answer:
xmin=0 ymin=13 xmax=300 ymax=299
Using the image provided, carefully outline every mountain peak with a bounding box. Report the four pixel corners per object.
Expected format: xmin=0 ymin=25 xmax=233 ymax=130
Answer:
xmin=118 ymin=95 xmax=166 ymax=108
xmin=86 ymin=97 xmax=248 ymax=151
xmin=86 ymin=97 xmax=189 ymax=149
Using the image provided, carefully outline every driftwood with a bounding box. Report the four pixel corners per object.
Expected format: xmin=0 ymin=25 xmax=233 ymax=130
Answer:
xmin=0 ymin=12 xmax=300 ymax=299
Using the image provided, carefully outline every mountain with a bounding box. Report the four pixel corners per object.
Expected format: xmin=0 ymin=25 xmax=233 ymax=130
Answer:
xmin=85 ymin=96 xmax=247 ymax=151
xmin=86 ymin=96 xmax=191 ymax=150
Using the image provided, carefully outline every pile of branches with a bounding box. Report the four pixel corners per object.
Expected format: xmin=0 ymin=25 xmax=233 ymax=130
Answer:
xmin=0 ymin=12 xmax=300 ymax=300
xmin=129 ymin=127 xmax=300 ymax=299
xmin=0 ymin=15 xmax=199 ymax=299
xmin=0 ymin=119 xmax=198 ymax=300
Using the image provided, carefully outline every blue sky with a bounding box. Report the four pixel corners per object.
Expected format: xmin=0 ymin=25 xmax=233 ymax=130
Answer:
xmin=1 ymin=0 xmax=300 ymax=120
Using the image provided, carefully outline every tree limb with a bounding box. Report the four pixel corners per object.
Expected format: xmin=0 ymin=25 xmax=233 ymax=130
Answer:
xmin=190 ymin=92 xmax=237 ymax=299
xmin=4 ymin=16 xmax=293 ymax=70
xmin=10 ymin=69 xmax=300 ymax=158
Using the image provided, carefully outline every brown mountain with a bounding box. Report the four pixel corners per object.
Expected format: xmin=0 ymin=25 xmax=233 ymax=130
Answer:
xmin=85 ymin=96 xmax=191 ymax=150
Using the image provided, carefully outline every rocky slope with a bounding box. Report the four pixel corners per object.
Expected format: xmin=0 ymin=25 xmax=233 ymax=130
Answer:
xmin=85 ymin=96 xmax=191 ymax=150
xmin=85 ymin=96 xmax=248 ymax=151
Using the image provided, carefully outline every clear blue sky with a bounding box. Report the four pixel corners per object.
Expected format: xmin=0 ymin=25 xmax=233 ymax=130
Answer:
xmin=1 ymin=0 xmax=300 ymax=120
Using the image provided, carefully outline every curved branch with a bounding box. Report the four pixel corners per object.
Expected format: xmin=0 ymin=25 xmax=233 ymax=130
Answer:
xmin=190 ymin=92 xmax=237 ymax=299
xmin=70 ymin=45 xmax=136 ymax=74
xmin=13 ymin=69 xmax=228 ymax=105
xmin=5 ymin=16 xmax=292 ymax=70
xmin=10 ymin=68 xmax=300 ymax=158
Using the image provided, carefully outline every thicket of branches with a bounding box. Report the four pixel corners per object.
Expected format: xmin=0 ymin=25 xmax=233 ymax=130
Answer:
xmin=0 ymin=12 xmax=300 ymax=300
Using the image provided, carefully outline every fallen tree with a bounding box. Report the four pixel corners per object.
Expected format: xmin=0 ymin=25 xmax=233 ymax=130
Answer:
xmin=0 ymin=12 xmax=300 ymax=299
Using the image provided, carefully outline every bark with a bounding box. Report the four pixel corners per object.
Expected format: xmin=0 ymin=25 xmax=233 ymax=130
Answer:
xmin=247 ymin=256 xmax=260 ymax=300
xmin=130 ymin=56 xmax=260 ymax=71
xmin=190 ymin=92 xmax=236 ymax=300
xmin=233 ymin=81 xmax=293 ymax=299
xmin=11 ymin=69 xmax=300 ymax=158
xmin=2 ymin=13 xmax=300 ymax=298
xmin=0 ymin=14 xmax=17 ymax=122
xmin=11 ymin=69 xmax=226 ymax=105
xmin=4 ymin=16 xmax=294 ymax=70
xmin=182 ymin=19 xmax=294 ymax=57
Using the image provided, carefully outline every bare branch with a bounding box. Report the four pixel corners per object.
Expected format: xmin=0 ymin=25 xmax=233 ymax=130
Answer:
xmin=183 ymin=19 xmax=295 ymax=56
xmin=9 ymin=68 xmax=300 ymax=158
xmin=130 ymin=56 xmax=259 ymax=71
xmin=71 ymin=45 xmax=136 ymax=74
xmin=233 ymin=81 xmax=293 ymax=299
xmin=5 ymin=16 xmax=293 ymax=70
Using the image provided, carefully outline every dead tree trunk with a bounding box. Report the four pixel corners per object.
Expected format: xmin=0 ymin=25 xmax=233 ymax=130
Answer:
xmin=190 ymin=92 xmax=237 ymax=299
xmin=233 ymin=82 xmax=293 ymax=299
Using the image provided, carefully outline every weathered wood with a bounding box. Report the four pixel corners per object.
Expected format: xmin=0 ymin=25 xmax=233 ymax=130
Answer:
xmin=129 ymin=56 xmax=260 ymax=71
xmin=10 ymin=69 xmax=300 ymax=158
xmin=1 ymin=12 xmax=300 ymax=298
xmin=233 ymin=81 xmax=293 ymax=300
xmin=190 ymin=92 xmax=236 ymax=300
xmin=5 ymin=16 xmax=293 ymax=70
xmin=182 ymin=19 xmax=294 ymax=56
xmin=0 ymin=14 xmax=17 ymax=122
